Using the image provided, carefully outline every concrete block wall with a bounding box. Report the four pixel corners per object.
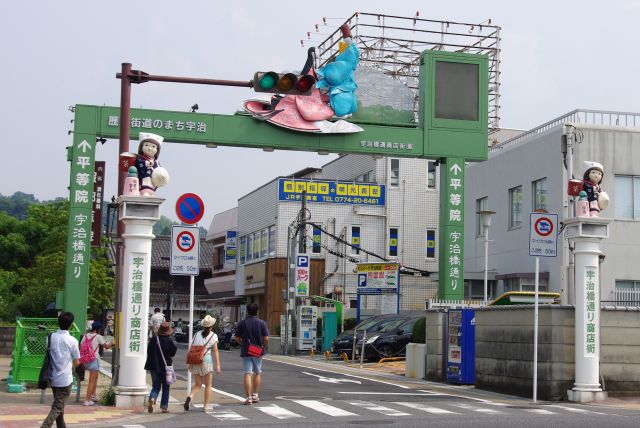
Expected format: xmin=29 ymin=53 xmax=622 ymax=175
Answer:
xmin=425 ymin=310 xmax=446 ymax=382
xmin=0 ymin=326 xmax=15 ymax=355
xmin=473 ymin=305 xmax=640 ymax=400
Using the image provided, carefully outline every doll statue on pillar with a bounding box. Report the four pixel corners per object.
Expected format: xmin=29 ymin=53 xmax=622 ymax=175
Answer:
xmin=135 ymin=132 xmax=169 ymax=196
xmin=582 ymin=161 xmax=609 ymax=217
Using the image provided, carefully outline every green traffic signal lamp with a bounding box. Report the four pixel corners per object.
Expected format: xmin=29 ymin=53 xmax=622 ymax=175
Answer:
xmin=253 ymin=72 xmax=316 ymax=95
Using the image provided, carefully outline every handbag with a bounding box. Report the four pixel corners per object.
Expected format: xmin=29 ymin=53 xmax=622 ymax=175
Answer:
xmin=38 ymin=333 xmax=53 ymax=389
xmin=246 ymin=338 xmax=263 ymax=358
xmin=157 ymin=336 xmax=176 ymax=385
xmin=186 ymin=332 xmax=213 ymax=365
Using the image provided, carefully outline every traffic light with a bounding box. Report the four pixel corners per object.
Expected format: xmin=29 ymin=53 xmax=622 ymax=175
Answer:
xmin=252 ymin=72 xmax=316 ymax=95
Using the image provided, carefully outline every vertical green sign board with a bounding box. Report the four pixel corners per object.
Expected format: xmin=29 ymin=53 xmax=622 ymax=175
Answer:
xmin=64 ymin=106 xmax=97 ymax=331
xmin=438 ymin=158 xmax=465 ymax=300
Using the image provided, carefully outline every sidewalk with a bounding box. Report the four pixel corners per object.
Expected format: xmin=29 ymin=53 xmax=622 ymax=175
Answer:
xmin=2 ymin=353 xmax=639 ymax=427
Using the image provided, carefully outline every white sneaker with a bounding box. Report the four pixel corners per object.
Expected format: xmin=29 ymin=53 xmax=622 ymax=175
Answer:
xmin=204 ymin=404 xmax=213 ymax=412
xmin=83 ymin=400 xmax=95 ymax=406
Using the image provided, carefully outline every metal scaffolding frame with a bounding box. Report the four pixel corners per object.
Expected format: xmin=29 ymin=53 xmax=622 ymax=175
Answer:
xmin=308 ymin=12 xmax=501 ymax=130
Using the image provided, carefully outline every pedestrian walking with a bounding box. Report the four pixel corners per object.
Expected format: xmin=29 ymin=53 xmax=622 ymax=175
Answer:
xmin=184 ymin=315 xmax=221 ymax=412
xmin=41 ymin=312 xmax=80 ymax=428
xmin=81 ymin=321 xmax=112 ymax=406
xmin=234 ymin=303 xmax=269 ymax=405
xmin=144 ymin=321 xmax=177 ymax=413
xmin=149 ymin=307 xmax=165 ymax=338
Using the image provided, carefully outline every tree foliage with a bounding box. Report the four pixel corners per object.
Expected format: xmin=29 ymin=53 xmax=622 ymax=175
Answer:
xmin=0 ymin=199 xmax=114 ymax=320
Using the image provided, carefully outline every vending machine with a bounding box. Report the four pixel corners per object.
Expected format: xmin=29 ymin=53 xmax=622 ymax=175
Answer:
xmin=446 ymin=308 xmax=475 ymax=384
xmin=295 ymin=305 xmax=317 ymax=351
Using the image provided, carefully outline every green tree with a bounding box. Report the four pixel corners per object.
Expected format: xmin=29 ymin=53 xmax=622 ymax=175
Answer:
xmin=153 ymin=215 xmax=177 ymax=236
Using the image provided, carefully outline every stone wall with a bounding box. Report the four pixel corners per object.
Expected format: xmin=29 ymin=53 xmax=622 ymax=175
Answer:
xmin=424 ymin=310 xmax=446 ymax=382
xmin=0 ymin=326 xmax=15 ymax=355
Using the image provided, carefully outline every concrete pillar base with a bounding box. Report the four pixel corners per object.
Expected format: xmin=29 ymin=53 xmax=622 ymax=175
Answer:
xmin=567 ymin=389 xmax=608 ymax=403
xmin=115 ymin=385 xmax=148 ymax=409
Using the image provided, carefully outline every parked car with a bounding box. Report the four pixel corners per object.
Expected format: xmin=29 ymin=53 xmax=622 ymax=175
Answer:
xmin=331 ymin=314 xmax=409 ymax=357
xmin=356 ymin=314 xmax=423 ymax=361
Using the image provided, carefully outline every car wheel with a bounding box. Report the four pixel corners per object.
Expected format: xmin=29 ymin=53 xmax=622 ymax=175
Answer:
xmin=377 ymin=344 xmax=394 ymax=359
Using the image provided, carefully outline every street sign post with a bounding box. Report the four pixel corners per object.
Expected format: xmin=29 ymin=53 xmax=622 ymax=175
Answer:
xmin=295 ymin=254 xmax=310 ymax=297
xmin=529 ymin=212 xmax=558 ymax=403
xmin=356 ymin=263 xmax=400 ymax=321
xmin=170 ymin=225 xmax=200 ymax=276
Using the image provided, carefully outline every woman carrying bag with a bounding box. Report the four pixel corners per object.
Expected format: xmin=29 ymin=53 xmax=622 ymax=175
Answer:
xmin=144 ymin=322 xmax=177 ymax=413
xmin=184 ymin=315 xmax=221 ymax=412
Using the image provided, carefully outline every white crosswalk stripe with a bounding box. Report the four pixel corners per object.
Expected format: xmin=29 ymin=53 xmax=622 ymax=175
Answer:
xmin=255 ymin=403 xmax=305 ymax=419
xmin=450 ymin=403 xmax=502 ymax=414
xmin=394 ymin=401 xmax=457 ymax=414
xmin=548 ymin=404 xmax=607 ymax=415
xmin=526 ymin=408 xmax=556 ymax=415
xmin=291 ymin=399 xmax=358 ymax=416
xmin=347 ymin=400 xmax=412 ymax=416
xmin=207 ymin=405 xmax=248 ymax=421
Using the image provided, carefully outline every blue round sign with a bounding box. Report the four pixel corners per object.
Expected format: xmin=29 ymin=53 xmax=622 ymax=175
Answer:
xmin=175 ymin=193 xmax=205 ymax=225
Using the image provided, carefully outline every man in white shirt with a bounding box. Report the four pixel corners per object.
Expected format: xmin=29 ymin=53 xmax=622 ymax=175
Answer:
xmin=149 ymin=307 xmax=165 ymax=337
xmin=41 ymin=312 xmax=80 ymax=428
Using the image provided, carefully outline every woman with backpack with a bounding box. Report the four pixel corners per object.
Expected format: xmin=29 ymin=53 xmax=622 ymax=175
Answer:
xmin=80 ymin=321 xmax=111 ymax=406
xmin=144 ymin=321 xmax=177 ymax=413
xmin=184 ymin=315 xmax=221 ymax=412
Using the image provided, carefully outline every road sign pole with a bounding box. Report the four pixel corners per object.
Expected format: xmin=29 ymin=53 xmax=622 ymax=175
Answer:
xmin=187 ymin=274 xmax=194 ymax=390
xmin=533 ymin=256 xmax=539 ymax=403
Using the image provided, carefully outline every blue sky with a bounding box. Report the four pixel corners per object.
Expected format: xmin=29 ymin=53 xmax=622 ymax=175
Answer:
xmin=1 ymin=0 xmax=637 ymax=227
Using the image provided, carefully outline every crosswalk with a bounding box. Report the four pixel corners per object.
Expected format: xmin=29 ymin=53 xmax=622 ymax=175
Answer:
xmin=181 ymin=399 xmax=609 ymax=423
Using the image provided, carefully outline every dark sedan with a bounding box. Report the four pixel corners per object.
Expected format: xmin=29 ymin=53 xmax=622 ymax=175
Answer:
xmin=332 ymin=314 xmax=408 ymax=358
xmin=356 ymin=314 xmax=423 ymax=361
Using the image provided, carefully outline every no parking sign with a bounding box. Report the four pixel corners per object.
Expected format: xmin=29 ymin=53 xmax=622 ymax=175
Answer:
xmin=529 ymin=213 xmax=558 ymax=257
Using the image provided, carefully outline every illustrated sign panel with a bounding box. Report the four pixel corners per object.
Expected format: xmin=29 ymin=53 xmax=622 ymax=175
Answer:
xmin=170 ymin=225 xmax=200 ymax=276
xmin=529 ymin=213 xmax=558 ymax=257
xmin=279 ymin=178 xmax=385 ymax=206
xmin=356 ymin=263 xmax=400 ymax=294
xmin=295 ymin=254 xmax=310 ymax=297
xmin=224 ymin=230 xmax=237 ymax=269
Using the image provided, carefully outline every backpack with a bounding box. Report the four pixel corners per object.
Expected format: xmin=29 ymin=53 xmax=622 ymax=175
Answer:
xmin=79 ymin=334 xmax=97 ymax=364
xmin=186 ymin=333 xmax=213 ymax=365
xmin=38 ymin=333 xmax=53 ymax=389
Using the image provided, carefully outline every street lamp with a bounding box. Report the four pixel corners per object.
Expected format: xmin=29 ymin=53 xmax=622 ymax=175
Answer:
xmin=478 ymin=210 xmax=496 ymax=305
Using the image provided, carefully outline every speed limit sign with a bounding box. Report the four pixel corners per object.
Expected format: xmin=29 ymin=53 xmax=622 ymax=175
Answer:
xmin=529 ymin=213 xmax=558 ymax=257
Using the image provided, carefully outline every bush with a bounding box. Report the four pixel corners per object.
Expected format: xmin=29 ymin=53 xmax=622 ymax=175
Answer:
xmin=99 ymin=385 xmax=116 ymax=406
xmin=343 ymin=318 xmax=357 ymax=331
xmin=411 ymin=317 xmax=426 ymax=344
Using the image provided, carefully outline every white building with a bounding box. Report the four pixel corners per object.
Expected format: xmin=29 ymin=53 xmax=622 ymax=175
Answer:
xmin=464 ymin=109 xmax=640 ymax=306
xmin=230 ymin=155 xmax=441 ymax=331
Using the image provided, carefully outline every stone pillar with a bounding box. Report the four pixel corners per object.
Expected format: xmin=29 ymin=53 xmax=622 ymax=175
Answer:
xmin=564 ymin=216 xmax=611 ymax=403
xmin=115 ymin=196 xmax=163 ymax=409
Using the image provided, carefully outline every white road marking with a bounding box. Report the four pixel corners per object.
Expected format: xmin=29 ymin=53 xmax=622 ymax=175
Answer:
xmin=450 ymin=403 xmax=501 ymax=414
xmin=291 ymin=399 xmax=358 ymax=416
xmin=394 ymin=402 xmax=456 ymax=414
xmin=122 ymin=425 xmax=146 ymax=428
xmin=526 ymin=408 xmax=556 ymax=415
xmin=255 ymin=404 xmax=305 ymax=419
xmin=416 ymin=389 xmax=510 ymax=406
xmin=302 ymin=371 xmax=362 ymax=384
xmin=339 ymin=392 xmax=435 ymax=396
xmin=207 ymin=408 xmax=248 ymax=421
xmin=347 ymin=400 xmax=411 ymax=416
xmin=265 ymin=357 xmax=409 ymax=389
xmin=548 ymin=405 xmax=607 ymax=415
xmin=210 ymin=386 xmax=245 ymax=402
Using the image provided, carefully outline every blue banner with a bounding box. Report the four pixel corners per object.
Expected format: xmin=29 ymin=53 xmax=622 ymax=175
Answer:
xmin=278 ymin=179 xmax=385 ymax=206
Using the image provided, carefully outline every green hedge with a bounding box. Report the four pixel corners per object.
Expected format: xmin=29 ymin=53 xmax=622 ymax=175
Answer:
xmin=411 ymin=317 xmax=426 ymax=343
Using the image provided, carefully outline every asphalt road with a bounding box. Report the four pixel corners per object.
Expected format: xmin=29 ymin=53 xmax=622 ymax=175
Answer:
xmin=98 ymin=343 xmax=640 ymax=428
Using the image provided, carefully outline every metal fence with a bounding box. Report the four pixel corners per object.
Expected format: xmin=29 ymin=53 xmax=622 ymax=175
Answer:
xmin=11 ymin=318 xmax=81 ymax=383
xmin=426 ymin=299 xmax=484 ymax=309
xmin=604 ymin=289 xmax=640 ymax=307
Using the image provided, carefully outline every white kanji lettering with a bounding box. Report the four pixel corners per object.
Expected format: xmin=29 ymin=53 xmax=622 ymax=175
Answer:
xmin=72 ymin=240 xmax=86 ymax=251
xmin=74 ymin=190 xmax=89 ymax=203
xmin=130 ymin=118 xmax=141 ymax=128
xmin=449 ymin=209 xmax=461 ymax=222
xmin=108 ymin=116 xmax=119 ymax=126
xmin=76 ymin=157 xmax=91 ymax=169
xmin=75 ymin=172 xmax=90 ymax=187
xmin=196 ymin=122 xmax=206 ymax=132
xmin=185 ymin=121 xmax=196 ymax=131
xmin=72 ymin=253 xmax=84 ymax=264
xmin=141 ymin=118 xmax=153 ymax=128
xmin=450 ymin=193 xmax=462 ymax=206
xmin=74 ymin=213 xmax=88 ymax=226
xmin=450 ymin=178 xmax=462 ymax=190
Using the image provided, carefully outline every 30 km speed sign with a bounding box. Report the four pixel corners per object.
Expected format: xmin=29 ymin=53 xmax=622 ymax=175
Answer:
xmin=529 ymin=213 xmax=558 ymax=257
xmin=170 ymin=225 xmax=200 ymax=275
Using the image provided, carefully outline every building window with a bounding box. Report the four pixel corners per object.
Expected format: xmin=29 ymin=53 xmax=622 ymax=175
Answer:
xmin=532 ymin=178 xmax=548 ymax=212
xmin=253 ymin=232 xmax=260 ymax=260
xmin=614 ymin=175 xmax=640 ymax=219
xmin=260 ymin=229 xmax=268 ymax=258
xmin=427 ymin=161 xmax=437 ymax=189
xmin=351 ymin=226 xmax=361 ymax=255
xmin=390 ymin=159 xmax=400 ymax=187
xmin=312 ymin=226 xmax=322 ymax=254
xmin=268 ymin=226 xmax=276 ymax=257
xmin=246 ymin=234 xmax=253 ymax=262
xmin=388 ymin=227 xmax=399 ymax=257
xmin=509 ymin=186 xmax=522 ymax=229
xmin=425 ymin=229 xmax=436 ymax=259
xmin=476 ymin=197 xmax=487 ymax=236
xmin=240 ymin=236 xmax=246 ymax=264
xmin=213 ymin=245 xmax=224 ymax=270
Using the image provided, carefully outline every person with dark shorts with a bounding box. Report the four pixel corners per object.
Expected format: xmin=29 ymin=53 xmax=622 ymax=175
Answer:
xmin=234 ymin=303 xmax=269 ymax=405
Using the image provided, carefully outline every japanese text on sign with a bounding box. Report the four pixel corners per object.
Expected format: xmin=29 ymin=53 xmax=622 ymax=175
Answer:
xmin=585 ymin=266 xmax=598 ymax=355
xmin=295 ymin=254 xmax=310 ymax=297
xmin=126 ymin=254 xmax=146 ymax=356
xmin=279 ymin=179 xmax=385 ymax=206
